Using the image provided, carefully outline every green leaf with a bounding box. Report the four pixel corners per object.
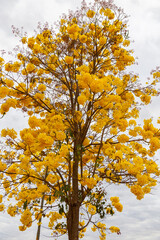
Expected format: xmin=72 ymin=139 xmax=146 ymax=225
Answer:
xmin=23 ymin=200 xmax=28 ymax=210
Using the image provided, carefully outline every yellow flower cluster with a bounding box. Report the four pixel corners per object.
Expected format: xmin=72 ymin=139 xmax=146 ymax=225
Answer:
xmin=81 ymin=176 xmax=97 ymax=189
xmin=109 ymin=226 xmax=120 ymax=233
xmin=37 ymin=133 xmax=54 ymax=147
xmin=48 ymin=211 xmax=62 ymax=229
xmin=137 ymin=174 xmax=149 ymax=186
xmin=65 ymin=56 xmax=74 ymax=65
xmin=28 ymin=115 xmax=42 ymax=128
xmin=6 ymin=164 xmax=18 ymax=180
xmin=78 ymin=93 xmax=88 ymax=105
xmin=1 ymin=128 xmax=17 ymax=139
xmin=104 ymin=8 xmax=115 ymax=19
xmin=19 ymin=209 xmax=32 ymax=229
xmin=130 ymin=185 xmax=144 ymax=200
xmin=150 ymin=137 xmax=160 ymax=151
xmin=117 ymin=134 xmax=129 ymax=143
xmin=67 ymin=24 xmax=81 ymax=39
xmin=110 ymin=196 xmax=123 ymax=212
xmin=0 ymin=204 xmax=5 ymax=212
xmin=38 ymin=84 xmax=46 ymax=92
xmin=79 ymin=34 xmax=87 ymax=43
xmin=87 ymin=10 xmax=95 ymax=18
xmin=87 ymin=204 xmax=96 ymax=215
xmin=5 ymin=62 xmax=21 ymax=72
xmin=96 ymin=222 xmax=106 ymax=240
xmin=0 ymin=86 xmax=9 ymax=98
xmin=7 ymin=205 xmax=17 ymax=217
xmin=5 ymin=79 xmax=14 ymax=87
xmin=81 ymin=171 xmax=100 ymax=189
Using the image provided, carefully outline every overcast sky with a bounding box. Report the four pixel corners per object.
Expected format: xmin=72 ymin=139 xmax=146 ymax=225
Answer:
xmin=0 ymin=0 xmax=160 ymax=239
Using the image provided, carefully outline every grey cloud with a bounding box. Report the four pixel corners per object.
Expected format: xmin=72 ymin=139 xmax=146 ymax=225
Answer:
xmin=104 ymin=184 xmax=160 ymax=240
xmin=0 ymin=0 xmax=21 ymax=32
xmin=0 ymin=109 xmax=28 ymax=131
xmin=150 ymin=7 xmax=160 ymax=21
xmin=0 ymin=212 xmax=39 ymax=240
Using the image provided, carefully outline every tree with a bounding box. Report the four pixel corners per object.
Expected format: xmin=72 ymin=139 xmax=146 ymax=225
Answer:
xmin=0 ymin=0 xmax=160 ymax=239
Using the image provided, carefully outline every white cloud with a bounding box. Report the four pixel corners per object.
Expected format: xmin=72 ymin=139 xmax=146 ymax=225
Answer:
xmin=114 ymin=0 xmax=160 ymax=81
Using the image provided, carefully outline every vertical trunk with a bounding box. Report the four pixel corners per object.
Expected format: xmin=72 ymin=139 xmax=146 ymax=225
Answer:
xmin=67 ymin=136 xmax=80 ymax=240
xmin=36 ymin=167 xmax=48 ymax=240
xmin=67 ymin=203 xmax=79 ymax=240
xmin=36 ymin=193 xmax=45 ymax=240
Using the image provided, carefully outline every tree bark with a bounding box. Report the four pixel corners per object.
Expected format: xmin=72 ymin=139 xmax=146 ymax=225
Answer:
xmin=36 ymin=167 xmax=48 ymax=240
xmin=67 ymin=135 xmax=80 ymax=240
xmin=67 ymin=203 xmax=79 ymax=240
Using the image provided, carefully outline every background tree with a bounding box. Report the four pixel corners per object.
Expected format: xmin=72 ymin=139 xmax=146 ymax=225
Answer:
xmin=0 ymin=0 xmax=160 ymax=239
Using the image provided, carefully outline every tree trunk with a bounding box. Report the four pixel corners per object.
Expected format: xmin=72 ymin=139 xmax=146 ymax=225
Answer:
xmin=67 ymin=135 xmax=80 ymax=240
xmin=67 ymin=203 xmax=79 ymax=240
xmin=36 ymin=167 xmax=48 ymax=240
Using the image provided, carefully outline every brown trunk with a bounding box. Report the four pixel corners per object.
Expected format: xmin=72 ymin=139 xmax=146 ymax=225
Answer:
xmin=67 ymin=203 xmax=79 ymax=240
xmin=36 ymin=167 xmax=48 ymax=240
xmin=67 ymin=135 xmax=80 ymax=240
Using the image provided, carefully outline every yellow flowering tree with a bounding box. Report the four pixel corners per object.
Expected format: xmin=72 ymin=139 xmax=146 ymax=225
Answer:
xmin=0 ymin=0 xmax=160 ymax=239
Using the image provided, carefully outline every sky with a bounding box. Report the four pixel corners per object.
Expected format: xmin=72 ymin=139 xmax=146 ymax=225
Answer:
xmin=0 ymin=0 xmax=160 ymax=239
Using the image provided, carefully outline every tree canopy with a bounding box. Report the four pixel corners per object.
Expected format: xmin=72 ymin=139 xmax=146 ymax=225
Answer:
xmin=0 ymin=0 xmax=160 ymax=239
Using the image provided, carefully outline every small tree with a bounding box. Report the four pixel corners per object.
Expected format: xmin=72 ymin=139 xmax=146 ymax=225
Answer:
xmin=0 ymin=0 xmax=160 ymax=239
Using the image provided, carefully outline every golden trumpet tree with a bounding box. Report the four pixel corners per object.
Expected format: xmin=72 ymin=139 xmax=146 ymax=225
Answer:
xmin=0 ymin=0 xmax=160 ymax=239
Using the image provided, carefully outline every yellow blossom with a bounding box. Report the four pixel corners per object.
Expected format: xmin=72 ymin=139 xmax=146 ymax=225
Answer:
xmin=65 ymin=56 xmax=73 ymax=64
xmin=26 ymin=63 xmax=36 ymax=73
xmin=0 ymin=204 xmax=5 ymax=211
xmin=7 ymin=205 xmax=17 ymax=217
xmin=140 ymin=94 xmax=151 ymax=104
xmin=117 ymin=134 xmax=129 ymax=143
xmin=38 ymin=84 xmax=46 ymax=92
xmin=99 ymin=37 xmax=107 ymax=45
xmin=123 ymin=39 xmax=130 ymax=47
xmin=21 ymin=37 xmax=27 ymax=44
xmin=20 ymin=209 xmax=32 ymax=228
xmin=110 ymin=196 xmax=119 ymax=203
xmin=5 ymin=79 xmax=14 ymax=87
xmin=114 ymin=202 xmax=123 ymax=212
xmin=130 ymin=185 xmax=144 ymax=200
xmin=109 ymin=226 xmax=120 ymax=233
xmin=78 ymin=94 xmax=87 ymax=105
xmin=79 ymin=35 xmax=87 ymax=43
xmin=28 ymin=116 xmax=41 ymax=128
xmin=87 ymin=10 xmax=95 ymax=18
xmin=0 ymin=195 xmax=3 ymax=203
xmin=37 ymin=133 xmax=53 ymax=147
xmin=0 ymin=87 xmax=9 ymax=99
xmin=88 ymin=204 xmax=96 ymax=215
